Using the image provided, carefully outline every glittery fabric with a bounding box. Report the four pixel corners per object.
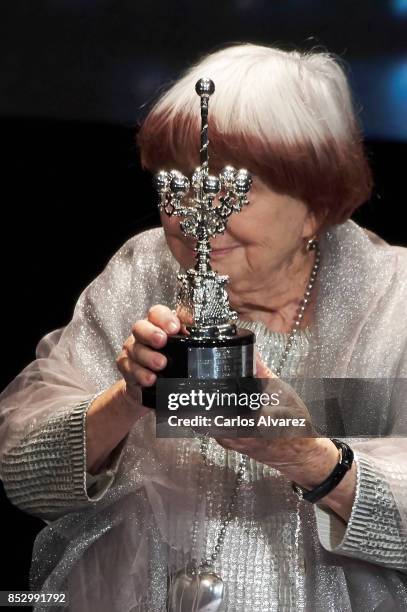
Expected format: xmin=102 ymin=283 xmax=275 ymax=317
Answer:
xmin=1 ymin=221 xmax=407 ymax=611
xmin=316 ymin=454 xmax=407 ymax=569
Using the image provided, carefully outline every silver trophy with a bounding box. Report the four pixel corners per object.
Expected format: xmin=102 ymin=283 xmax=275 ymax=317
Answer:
xmin=142 ymin=78 xmax=255 ymax=408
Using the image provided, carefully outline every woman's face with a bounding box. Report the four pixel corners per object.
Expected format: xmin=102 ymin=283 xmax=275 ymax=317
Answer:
xmin=161 ymin=176 xmax=317 ymax=295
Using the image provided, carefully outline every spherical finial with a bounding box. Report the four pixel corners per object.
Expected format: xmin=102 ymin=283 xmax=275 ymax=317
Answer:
xmin=203 ymin=175 xmax=220 ymax=196
xmin=234 ymin=169 xmax=252 ymax=195
xmin=169 ymin=172 xmax=190 ymax=196
xmin=195 ymin=78 xmax=215 ymax=97
xmin=154 ymin=170 xmax=170 ymax=193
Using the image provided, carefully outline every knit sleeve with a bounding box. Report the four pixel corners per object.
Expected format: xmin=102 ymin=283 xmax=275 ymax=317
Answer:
xmin=1 ymin=395 xmax=127 ymax=521
xmin=314 ymin=452 xmax=407 ymax=572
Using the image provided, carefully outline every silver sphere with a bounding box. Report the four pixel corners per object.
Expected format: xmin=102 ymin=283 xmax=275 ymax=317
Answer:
xmin=154 ymin=170 xmax=170 ymax=193
xmin=170 ymin=172 xmax=190 ymax=195
xmin=234 ymin=169 xmax=252 ymax=194
xmin=203 ymin=175 xmax=220 ymax=196
xmin=220 ymin=165 xmax=237 ymax=190
xmin=195 ymin=78 xmax=215 ymax=97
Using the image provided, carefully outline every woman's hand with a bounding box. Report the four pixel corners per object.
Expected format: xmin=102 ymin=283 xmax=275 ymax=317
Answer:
xmin=116 ymin=305 xmax=182 ymax=405
xmin=216 ymin=356 xmax=328 ymax=471
xmin=215 ymin=356 xmax=357 ymax=521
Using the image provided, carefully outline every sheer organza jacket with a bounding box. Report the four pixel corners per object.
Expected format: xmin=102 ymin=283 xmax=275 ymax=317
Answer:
xmin=0 ymin=220 xmax=407 ymax=611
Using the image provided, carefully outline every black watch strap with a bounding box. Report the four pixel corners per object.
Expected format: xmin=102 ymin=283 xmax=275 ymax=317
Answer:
xmin=292 ymin=439 xmax=354 ymax=503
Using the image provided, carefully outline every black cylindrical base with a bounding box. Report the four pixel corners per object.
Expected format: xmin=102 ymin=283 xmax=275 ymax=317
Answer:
xmin=142 ymin=328 xmax=255 ymax=408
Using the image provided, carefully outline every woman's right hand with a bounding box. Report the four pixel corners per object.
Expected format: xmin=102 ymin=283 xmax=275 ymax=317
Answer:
xmin=116 ymin=305 xmax=182 ymax=404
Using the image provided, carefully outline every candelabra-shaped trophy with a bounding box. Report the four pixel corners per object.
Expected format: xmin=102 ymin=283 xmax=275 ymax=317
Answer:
xmin=142 ymin=78 xmax=255 ymax=409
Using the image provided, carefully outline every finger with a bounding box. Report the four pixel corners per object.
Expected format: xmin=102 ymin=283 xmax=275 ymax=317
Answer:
xmin=126 ymin=359 xmax=157 ymax=387
xmin=170 ymin=309 xmax=190 ymax=336
xmin=148 ymin=305 xmax=181 ymax=335
xmin=179 ymin=321 xmax=190 ymax=336
xmin=132 ymin=319 xmax=168 ymax=349
xmin=131 ymin=342 xmax=167 ymax=371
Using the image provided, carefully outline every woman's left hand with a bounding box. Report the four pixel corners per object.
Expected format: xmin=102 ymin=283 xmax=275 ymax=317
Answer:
xmin=215 ymin=355 xmax=357 ymax=521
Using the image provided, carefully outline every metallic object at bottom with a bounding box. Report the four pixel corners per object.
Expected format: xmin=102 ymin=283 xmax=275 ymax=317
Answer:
xmin=141 ymin=328 xmax=255 ymax=409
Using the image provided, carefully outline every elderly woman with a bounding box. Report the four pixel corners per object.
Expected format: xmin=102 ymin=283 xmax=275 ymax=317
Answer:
xmin=1 ymin=43 xmax=407 ymax=612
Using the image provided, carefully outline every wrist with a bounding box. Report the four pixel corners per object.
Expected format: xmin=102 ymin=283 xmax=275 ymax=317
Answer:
xmin=292 ymin=439 xmax=354 ymax=507
xmin=282 ymin=438 xmax=339 ymax=489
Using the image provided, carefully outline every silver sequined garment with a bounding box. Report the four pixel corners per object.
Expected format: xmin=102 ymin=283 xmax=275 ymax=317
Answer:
xmin=1 ymin=221 xmax=407 ymax=612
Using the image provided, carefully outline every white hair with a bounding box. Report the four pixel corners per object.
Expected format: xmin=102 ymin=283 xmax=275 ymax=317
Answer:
xmin=156 ymin=43 xmax=357 ymax=149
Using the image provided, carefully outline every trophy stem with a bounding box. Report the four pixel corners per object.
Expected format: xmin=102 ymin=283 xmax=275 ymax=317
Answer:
xmin=199 ymin=93 xmax=209 ymax=173
xmin=196 ymin=82 xmax=212 ymax=275
xmin=195 ymin=238 xmax=212 ymax=274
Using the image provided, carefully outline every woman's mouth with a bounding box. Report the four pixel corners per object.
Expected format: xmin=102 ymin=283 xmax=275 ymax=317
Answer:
xmin=210 ymin=246 xmax=240 ymax=257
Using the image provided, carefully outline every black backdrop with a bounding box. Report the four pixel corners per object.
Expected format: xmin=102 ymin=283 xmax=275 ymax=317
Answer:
xmin=1 ymin=0 xmax=407 ymax=600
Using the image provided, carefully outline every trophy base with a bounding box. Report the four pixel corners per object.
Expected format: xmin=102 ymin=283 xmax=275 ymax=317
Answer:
xmin=142 ymin=328 xmax=255 ymax=409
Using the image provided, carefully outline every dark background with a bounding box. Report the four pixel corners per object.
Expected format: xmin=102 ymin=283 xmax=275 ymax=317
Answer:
xmin=1 ymin=0 xmax=406 ymax=597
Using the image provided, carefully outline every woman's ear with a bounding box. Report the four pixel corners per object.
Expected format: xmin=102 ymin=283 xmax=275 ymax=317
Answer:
xmin=302 ymin=209 xmax=324 ymax=240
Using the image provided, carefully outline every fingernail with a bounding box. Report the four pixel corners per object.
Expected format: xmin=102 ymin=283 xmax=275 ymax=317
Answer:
xmin=167 ymin=320 xmax=178 ymax=333
xmin=153 ymin=331 xmax=166 ymax=344
xmin=154 ymin=355 xmax=166 ymax=369
xmin=146 ymin=372 xmax=156 ymax=384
